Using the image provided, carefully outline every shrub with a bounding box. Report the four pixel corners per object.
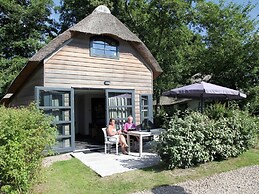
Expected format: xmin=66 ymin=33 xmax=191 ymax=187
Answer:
xmin=157 ymin=105 xmax=258 ymax=169
xmin=205 ymin=103 xmax=258 ymax=160
xmin=157 ymin=111 xmax=211 ymax=169
xmin=244 ymin=86 xmax=259 ymax=115
xmin=225 ymin=110 xmax=257 ymax=152
xmin=205 ymin=103 xmax=233 ymax=120
xmin=154 ymin=108 xmax=169 ymax=128
xmin=0 ymin=104 xmax=56 ymax=193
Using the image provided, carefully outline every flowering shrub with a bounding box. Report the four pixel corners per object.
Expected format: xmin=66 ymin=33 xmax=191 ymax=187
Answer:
xmin=0 ymin=104 xmax=56 ymax=193
xmin=157 ymin=105 xmax=258 ymax=169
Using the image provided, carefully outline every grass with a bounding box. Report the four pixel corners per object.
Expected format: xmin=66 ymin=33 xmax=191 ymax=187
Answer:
xmin=33 ymin=148 xmax=259 ymax=194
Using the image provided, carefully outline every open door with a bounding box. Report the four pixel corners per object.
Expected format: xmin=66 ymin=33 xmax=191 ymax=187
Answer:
xmin=35 ymin=87 xmax=75 ymax=153
xmin=105 ymin=89 xmax=135 ymax=129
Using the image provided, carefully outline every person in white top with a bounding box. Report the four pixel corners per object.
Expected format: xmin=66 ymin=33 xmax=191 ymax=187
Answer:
xmin=107 ymin=118 xmax=128 ymax=154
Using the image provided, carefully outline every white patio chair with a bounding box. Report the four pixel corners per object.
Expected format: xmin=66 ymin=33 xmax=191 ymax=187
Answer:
xmin=101 ymin=127 xmax=119 ymax=155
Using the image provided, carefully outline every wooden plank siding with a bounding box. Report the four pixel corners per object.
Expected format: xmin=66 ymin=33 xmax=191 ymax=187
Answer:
xmin=44 ymin=35 xmax=153 ymax=125
xmin=10 ymin=66 xmax=44 ymax=106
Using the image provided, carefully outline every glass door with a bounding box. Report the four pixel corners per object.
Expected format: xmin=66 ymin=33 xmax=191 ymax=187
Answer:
xmin=35 ymin=87 xmax=75 ymax=153
xmin=105 ymin=89 xmax=135 ymax=130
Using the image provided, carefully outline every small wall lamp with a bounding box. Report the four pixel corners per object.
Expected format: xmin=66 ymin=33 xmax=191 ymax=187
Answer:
xmin=104 ymin=81 xmax=111 ymax=85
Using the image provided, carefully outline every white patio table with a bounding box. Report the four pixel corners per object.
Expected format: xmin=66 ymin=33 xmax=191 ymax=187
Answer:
xmin=126 ymin=128 xmax=165 ymax=157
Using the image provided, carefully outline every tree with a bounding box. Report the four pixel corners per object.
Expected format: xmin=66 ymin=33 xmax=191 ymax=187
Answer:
xmin=57 ymin=0 xmax=114 ymax=33
xmin=192 ymin=1 xmax=259 ymax=90
xmin=0 ymin=0 xmax=56 ymax=98
xmin=122 ymin=0 xmax=205 ymax=109
xmin=0 ymin=57 xmax=28 ymax=97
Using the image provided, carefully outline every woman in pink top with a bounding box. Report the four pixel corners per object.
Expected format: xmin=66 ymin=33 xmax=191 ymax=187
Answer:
xmin=123 ymin=116 xmax=139 ymax=151
xmin=123 ymin=116 xmax=136 ymax=133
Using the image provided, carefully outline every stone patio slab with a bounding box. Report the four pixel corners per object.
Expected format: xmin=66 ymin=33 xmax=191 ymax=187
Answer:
xmin=71 ymin=151 xmax=160 ymax=177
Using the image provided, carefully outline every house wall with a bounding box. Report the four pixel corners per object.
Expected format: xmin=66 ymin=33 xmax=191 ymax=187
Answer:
xmin=44 ymin=34 xmax=153 ymax=125
xmin=187 ymin=100 xmax=200 ymax=110
xmin=168 ymin=100 xmax=200 ymax=111
xmin=9 ymin=66 xmax=44 ymax=106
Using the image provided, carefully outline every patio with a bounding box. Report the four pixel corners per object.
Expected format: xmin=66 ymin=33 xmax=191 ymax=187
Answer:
xmin=43 ymin=143 xmax=161 ymax=177
xmin=67 ymin=129 xmax=163 ymax=177
xmin=71 ymin=151 xmax=160 ymax=177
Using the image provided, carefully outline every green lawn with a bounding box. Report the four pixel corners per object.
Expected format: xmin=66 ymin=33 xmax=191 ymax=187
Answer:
xmin=34 ymin=148 xmax=259 ymax=194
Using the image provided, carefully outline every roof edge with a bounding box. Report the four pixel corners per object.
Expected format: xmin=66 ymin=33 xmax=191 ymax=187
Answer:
xmin=131 ymin=42 xmax=163 ymax=79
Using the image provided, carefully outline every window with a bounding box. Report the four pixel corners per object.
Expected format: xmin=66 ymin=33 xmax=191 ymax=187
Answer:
xmin=140 ymin=94 xmax=153 ymax=129
xmin=90 ymin=36 xmax=119 ymax=58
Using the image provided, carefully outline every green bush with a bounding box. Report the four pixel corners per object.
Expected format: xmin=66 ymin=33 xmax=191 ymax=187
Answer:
xmin=244 ymin=86 xmax=259 ymax=115
xmin=157 ymin=105 xmax=258 ymax=169
xmin=154 ymin=108 xmax=169 ymax=128
xmin=157 ymin=111 xmax=211 ymax=168
xmin=205 ymin=103 xmax=233 ymax=120
xmin=0 ymin=104 xmax=56 ymax=193
xmin=205 ymin=104 xmax=258 ymax=160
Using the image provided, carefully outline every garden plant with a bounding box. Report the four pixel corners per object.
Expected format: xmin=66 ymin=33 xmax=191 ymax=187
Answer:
xmin=157 ymin=103 xmax=258 ymax=169
xmin=0 ymin=104 xmax=56 ymax=193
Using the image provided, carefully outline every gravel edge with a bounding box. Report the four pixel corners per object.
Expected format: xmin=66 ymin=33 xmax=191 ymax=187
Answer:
xmin=133 ymin=165 xmax=259 ymax=194
xmin=42 ymin=153 xmax=72 ymax=167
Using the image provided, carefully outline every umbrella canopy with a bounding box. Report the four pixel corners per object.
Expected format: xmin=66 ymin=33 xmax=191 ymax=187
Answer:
xmin=162 ymin=81 xmax=246 ymax=112
xmin=162 ymin=81 xmax=246 ymax=100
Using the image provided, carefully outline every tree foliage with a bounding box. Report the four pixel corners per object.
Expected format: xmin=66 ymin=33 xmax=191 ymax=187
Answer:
xmin=0 ymin=57 xmax=28 ymax=96
xmin=192 ymin=1 xmax=259 ymax=90
xmin=57 ymin=0 xmax=114 ymax=32
xmin=122 ymin=0 xmax=205 ymax=97
xmin=0 ymin=0 xmax=56 ymax=98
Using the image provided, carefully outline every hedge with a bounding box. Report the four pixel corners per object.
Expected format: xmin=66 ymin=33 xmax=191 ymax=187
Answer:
xmin=157 ymin=105 xmax=258 ymax=169
xmin=0 ymin=104 xmax=56 ymax=193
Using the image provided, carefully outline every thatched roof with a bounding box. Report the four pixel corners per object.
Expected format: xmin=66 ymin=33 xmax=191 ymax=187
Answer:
xmin=30 ymin=8 xmax=143 ymax=62
xmin=1 ymin=5 xmax=162 ymax=104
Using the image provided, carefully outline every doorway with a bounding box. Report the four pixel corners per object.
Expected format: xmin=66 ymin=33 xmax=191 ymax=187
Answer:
xmin=74 ymin=89 xmax=105 ymax=150
xmin=91 ymin=98 xmax=105 ymax=142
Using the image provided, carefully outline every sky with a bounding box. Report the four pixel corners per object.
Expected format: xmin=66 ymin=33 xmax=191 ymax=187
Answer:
xmin=51 ymin=0 xmax=259 ymax=23
xmin=210 ymin=0 xmax=259 ymax=20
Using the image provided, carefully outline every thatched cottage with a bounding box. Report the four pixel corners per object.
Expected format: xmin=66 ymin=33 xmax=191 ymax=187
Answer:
xmin=1 ymin=5 xmax=163 ymax=153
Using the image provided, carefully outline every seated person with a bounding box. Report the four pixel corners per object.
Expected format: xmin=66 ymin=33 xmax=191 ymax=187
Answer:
xmin=123 ymin=116 xmax=139 ymax=151
xmin=107 ymin=118 xmax=129 ymax=155
xmin=123 ymin=115 xmax=136 ymax=133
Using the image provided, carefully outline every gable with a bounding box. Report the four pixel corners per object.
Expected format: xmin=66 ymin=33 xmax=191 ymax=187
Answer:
xmin=44 ymin=34 xmax=153 ymax=91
